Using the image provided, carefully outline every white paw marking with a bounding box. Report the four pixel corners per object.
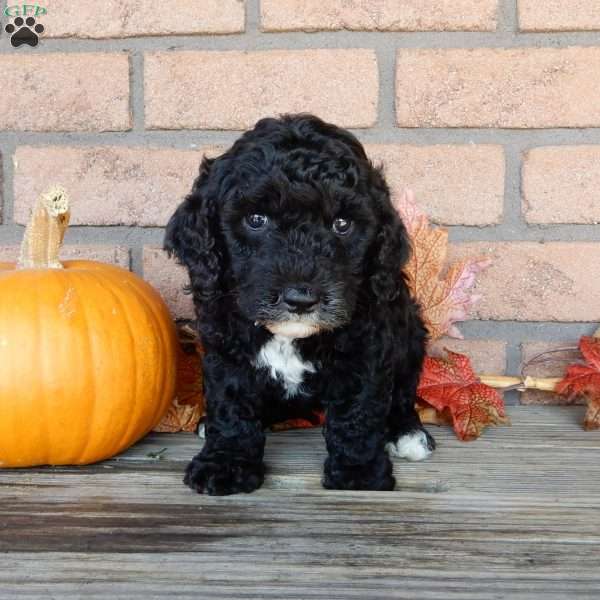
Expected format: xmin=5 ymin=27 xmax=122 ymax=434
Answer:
xmin=255 ymin=334 xmax=316 ymax=398
xmin=386 ymin=430 xmax=432 ymax=462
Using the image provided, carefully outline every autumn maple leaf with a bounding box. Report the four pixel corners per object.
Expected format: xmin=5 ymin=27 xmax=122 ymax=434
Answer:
xmin=154 ymin=396 xmax=204 ymax=433
xmin=153 ymin=327 xmax=205 ymax=433
xmin=418 ymin=350 xmax=510 ymax=441
xmin=556 ymin=336 xmax=600 ymax=431
xmin=392 ymin=189 xmax=491 ymax=341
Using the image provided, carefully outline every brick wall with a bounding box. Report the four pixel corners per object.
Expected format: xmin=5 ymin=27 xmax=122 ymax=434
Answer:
xmin=1 ymin=0 xmax=599 ymax=403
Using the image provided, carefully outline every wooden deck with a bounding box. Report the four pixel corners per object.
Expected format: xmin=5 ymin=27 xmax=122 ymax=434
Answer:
xmin=1 ymin=406 xmax=599 ymax=599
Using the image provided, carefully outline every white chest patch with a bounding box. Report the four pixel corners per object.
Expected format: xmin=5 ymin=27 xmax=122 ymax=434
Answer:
xmin=256 ymin=335 xmax=316 ymax=398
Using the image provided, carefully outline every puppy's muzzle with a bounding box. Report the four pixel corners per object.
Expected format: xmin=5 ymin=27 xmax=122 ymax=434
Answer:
xmin=261 ymin=284 xmax=324 ymax=339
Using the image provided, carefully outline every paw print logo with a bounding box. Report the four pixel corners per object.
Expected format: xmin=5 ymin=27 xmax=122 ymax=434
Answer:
xmin=5 ymin=16 xmax=45 ymax=47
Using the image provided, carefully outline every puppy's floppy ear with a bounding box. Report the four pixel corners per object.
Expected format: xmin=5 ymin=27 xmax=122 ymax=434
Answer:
xmin=367 ymin=182 xmax=411 ymax=303
xmin=164 ymin=157 xmax=224 ymax=300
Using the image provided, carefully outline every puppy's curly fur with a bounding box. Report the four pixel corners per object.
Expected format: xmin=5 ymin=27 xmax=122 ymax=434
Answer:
xmin=165 ymin=114 xmax=434 ymax=495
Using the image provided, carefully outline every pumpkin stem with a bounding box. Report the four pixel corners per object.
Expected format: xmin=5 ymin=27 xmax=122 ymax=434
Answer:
xmin=17 ymin=187 xmax=70 ymax=270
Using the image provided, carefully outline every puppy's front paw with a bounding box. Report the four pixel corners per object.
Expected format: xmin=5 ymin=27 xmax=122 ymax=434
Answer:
xmin=184 ymin=454 xmax=265 ymax=495
xmin=386 ymin=428 xmax=436 ymax=461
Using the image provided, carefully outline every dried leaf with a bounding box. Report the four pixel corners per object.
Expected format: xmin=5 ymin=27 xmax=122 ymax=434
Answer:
xmin=153 ymin=396 xmax=204 ymax=433
xmin=146 ymin=447 xmax=168 ymax=460
xmin=392 ymin=187 xmax=428 ymax=226
xmin=556 ymin=336 xmax=600 ymax=431
xmin=584 ymin=397 xmax=600 ymax=431
xmin=175 ymin=342 xmax=204 ymax=407
xmin=392 ymin=189 xmax=491 ymax=340
xmin=416 ymin=400 xmax=452 ymax=427
xmin=418 ymin=350 xmax=510 ymax=441
xmin=153 ymin=326 xmax=205 ymax=433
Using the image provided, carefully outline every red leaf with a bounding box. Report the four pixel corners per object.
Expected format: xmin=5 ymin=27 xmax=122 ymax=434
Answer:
xmin=418 ymin=350 xmax=510 ymax=441
xmin=270 ymin=411 xmax=326 ymax=432
xmin=556 ymin=336 xmax=600 ymax=431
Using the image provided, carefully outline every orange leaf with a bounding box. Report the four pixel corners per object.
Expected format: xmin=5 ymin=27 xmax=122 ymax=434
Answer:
xmin=175 ymin=345 xmax=204 ymax=407
xmin=153 ymin=397 xmax=204 ymax=433
xmin=418 ymin=350 xmax=510 ymax=441
xmin=270 ymin=411 xmax=326 ymax=432
xmin=584 ymin=397 xmax=600 ymax=431
xmin=556 ymin=336 xmax=600 ymax=431
xmin=153 ymin=327 xmax=205 ymax=433
xmin=393 ymin=189 xmax=491 ymax=341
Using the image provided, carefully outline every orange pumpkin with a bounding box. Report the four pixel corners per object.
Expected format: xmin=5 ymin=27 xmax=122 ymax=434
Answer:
xmin=0 ymin=187 xmax=177 ymax=467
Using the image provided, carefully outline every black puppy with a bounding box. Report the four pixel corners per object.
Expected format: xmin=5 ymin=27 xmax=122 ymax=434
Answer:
xmin=165 ymin=114 xmax=435 ymax=495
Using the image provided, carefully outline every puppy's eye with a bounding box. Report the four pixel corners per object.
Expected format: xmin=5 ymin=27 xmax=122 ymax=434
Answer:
xmin=245 ymin=214 xmax=269 ymax=230
xmin=332 ymin=217 xmax=353 ymax=236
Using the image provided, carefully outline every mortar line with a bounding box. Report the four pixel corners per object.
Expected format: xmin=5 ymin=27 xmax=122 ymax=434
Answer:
xmin=0 ymin=139 xmax=16 ymax=227
xmin=62 ymin=227 xmax=166 ymax=244
xmin=130 ymin=51 xmax=145 ymax=132
xmin=459 ymin=321 xmax=596 ymax=340
xmin=5 ymin=30 xmax=600 ymax=53
xmin=5 ymin=128 xmax=600 ymax=147
xmin=497 ymin=0 xmax=519 ymax=35
xmin=505 ymin=340 xmax=523 ymax=405
xmin=247 ymin=0 xmax=261 ymax=35
xmin=129 ymin=245 xmax=144 ymax=277
xmin=500 ymin=142 xmax=527 ymax=236
xmin=448 ymin=225 xmax=600 ymax=242
xmin=375 ymin=42 xmax=396 ymax=130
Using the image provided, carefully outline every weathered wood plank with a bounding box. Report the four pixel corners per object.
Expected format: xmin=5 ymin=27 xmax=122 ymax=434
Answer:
xmin=0 ymin=406 xmax=598 ymax=599
xmin=1 ymin=553 xmax=600 ymax=599
xmin=4 ymin=407 xmax=597 ymax=498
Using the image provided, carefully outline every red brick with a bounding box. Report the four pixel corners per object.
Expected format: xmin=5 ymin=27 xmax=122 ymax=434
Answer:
xmin=520 ymin=341 xmax=582 ymax=405
xmin=429 ymin=339 xmax=507 ymax=375
xmin=0 ymin=245 xmax=130 ymax=268
xmin=143 ymin=247 xmax=194 ymax=320
xmin=13 ymin=146 xmax=221 ymax=227
xmin=367 ymin=145 xmax=504 ymax=226
xmin=519 ymin=0 xmax=600 ymax=31
xmin=261 ymin=0 xmax=497 ymax=32
xmin=144 ymin=50 xmax=378 ymax=130
xmin=396 ymin=48 xmax=600 ymax=128
xmin=449 ymin=243 xmax=600 ymax=321
xmin=0 ymin=54 xmax=130 ymax=132
xmin=42 ymin=0 xmax=245 ymax=38
xmin=523 ymin=146 xmax=600 ymax=224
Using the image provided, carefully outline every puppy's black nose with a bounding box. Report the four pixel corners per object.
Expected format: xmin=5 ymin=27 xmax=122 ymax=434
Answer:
xmin=282 ymin=286 xmax=319 ymax=313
